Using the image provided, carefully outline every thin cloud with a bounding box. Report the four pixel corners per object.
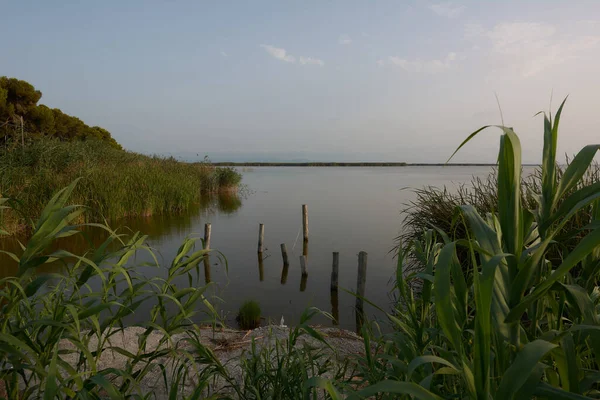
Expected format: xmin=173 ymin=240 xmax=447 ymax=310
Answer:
xmin=220 ymin=51 xmax=228 ymax=57
xmin=260 ymin=44 xmax=296 ymax=63
xmin=472 ymin=22 xmax=600 ymax=77
xmin=384 ymin=52 xmax=459 ymax=73
xmin=339 ymin=34 xmax=352 ymax=45
xmin=260 ymin=44 xmax=324 ymax=66
xmin=299 ymin=56 xmax=325 ymax=66
xmin=428 ymin=2 xmax=465 ymax=18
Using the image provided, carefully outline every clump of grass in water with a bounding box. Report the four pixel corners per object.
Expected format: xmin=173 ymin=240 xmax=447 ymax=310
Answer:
xmin=237 ymin=300 xmax=261 ymax=330
xmin=0 ymin=138 xmax=242 ymax=235
xmin=399 ymin=156 xmax=600 ymax=276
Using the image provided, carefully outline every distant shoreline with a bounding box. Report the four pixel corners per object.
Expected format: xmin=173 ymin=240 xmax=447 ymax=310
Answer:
xmin=210 ymin=162 xmax=539 ymax=167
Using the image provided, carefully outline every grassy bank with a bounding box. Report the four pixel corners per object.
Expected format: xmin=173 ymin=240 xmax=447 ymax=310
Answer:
xmin=0 ymin=138 xmax=241 ymax=234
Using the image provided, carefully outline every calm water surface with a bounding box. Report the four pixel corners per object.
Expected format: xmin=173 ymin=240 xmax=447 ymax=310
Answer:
xmin=1 ymin=166 xmax=508 ymax=331
xmin=141 ymin=166 xmax=498 ymax=330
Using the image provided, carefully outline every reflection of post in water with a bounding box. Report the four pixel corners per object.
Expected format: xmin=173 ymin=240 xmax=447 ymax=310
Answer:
xmin=258 ymin=252 xmax=264 ymax=282
xmin=280 ymin=243 xmax=289 ymax=284
xmin=281 ymin=264 xmax=289 ymax=284
xmin=355 ymin=251 xmax=368 ymax=335
xmin=355 ymin=309 xmax=364 ymax=335
xmin=203 ymin=255 xmax=211 ymax=284
xmin=300 ymin=274 xmax=307 ymax=292
xmin=331 ymin=289 xmax=339 ymax=326
xmin=299 ymin=255 xmax=308 ymax=291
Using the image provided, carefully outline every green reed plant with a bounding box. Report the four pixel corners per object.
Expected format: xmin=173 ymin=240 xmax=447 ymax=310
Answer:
xmin=0 ymin=138 xmax=241 ymax=235
xmin=236 ymin=308 xmax=347 ymax=400
xmin=0 ymin=180 xmax=231 ymax=399
xmin=399 ymin=155 xmax=600 ymax=276
xmin=311 ymin=99 xmax=600 ymax=399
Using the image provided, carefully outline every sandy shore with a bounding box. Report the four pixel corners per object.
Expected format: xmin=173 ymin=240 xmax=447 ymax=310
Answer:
xmin=55 ymin=325 xmax=365 ymax=398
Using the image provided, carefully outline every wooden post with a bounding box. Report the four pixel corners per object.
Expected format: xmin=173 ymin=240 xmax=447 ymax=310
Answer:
xmin=302 ymin=204 xmax=308 ymax=242
xmin=299 ymin=255 xmax=308 ymax=276
xmin=203 ymin=255 xmax=211 ymax=284
xmin=331 ymin=289 xmax=339 ymax=326
xmin=280 ymin=243 xmax=289 ymax=266
xmin=204 ymin=223 xmax=211 ymax=249
xmin=331 ymin=252 xmax=339 ymax=292
xmin=258 ymin=223 xmax=265 ymax=253
xmin=203 ymin=223 xmax=211 ymax=283
xmin=355 ymin=251 xmax=367 ymax=332
xmin=302 ymin=239 xmax=308 ymax=257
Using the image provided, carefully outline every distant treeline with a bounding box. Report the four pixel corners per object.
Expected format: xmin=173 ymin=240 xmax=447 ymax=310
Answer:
xmin=210 ymin=162 xmax=506 ymax=167
xmin=0 ymin=77 xmax=121 ymax=149
xmin=212 ymin=162 xmax=409 ymax=167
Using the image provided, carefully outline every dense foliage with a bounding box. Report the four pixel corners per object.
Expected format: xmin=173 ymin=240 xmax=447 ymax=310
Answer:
xmin=0 ymin=138 xmax=242 ymax=235
xmin=0 ymin=77 xmax=121 ymax=149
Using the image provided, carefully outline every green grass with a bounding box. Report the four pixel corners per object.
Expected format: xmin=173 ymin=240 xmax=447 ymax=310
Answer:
xmin=237 ymin=300 xmax=262 ymax=330
xmin=399 ymin=160 xmax=600 ymax=276
xmin=0 ymin=138 xmax=241 ymax=235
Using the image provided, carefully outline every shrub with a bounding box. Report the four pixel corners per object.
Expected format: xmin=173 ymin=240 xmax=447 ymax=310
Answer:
xmin=237 ymin=300 xmax=261 ymax=330
xmin=399 ymin=161 xmax=600 ymax=275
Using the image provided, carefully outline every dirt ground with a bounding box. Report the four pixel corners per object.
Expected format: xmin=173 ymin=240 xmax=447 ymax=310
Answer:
xmin=57 ymin=324 xmax=366 ymax=398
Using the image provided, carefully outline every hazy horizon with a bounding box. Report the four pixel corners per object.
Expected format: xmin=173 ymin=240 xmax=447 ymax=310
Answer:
xmin=3 ymin=1 xmax=600 ymax=163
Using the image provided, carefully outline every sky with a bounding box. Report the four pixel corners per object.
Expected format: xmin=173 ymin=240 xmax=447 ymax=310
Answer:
xmin=2 ymin=0 xmax=600 ymax=163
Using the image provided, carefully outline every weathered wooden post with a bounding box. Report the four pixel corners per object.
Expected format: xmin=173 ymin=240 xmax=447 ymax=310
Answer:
xmin=331 ymin=288 xmax=339 ymax=326
xmin=331 ymin=252 xmax=339 ymax=292
xmin=258 ymin=253 xmax=264 ymax=282
xmin=302 ymin=204 xmax=308 ymax=242
xmin=299 ymin=255 xmax=308 ymax=276
xmin=258 ymin=223 xmax=265 ymax=253
xmin=302 ymin=239 xmax=309 ymax=257
xmin=280 ymin=243 xmax=289 ymax=266
xmin=355 ymin=251 xmax=367 ymax=333
xmin=203 ymin=255 xmax=211 ymax=284
xmin=204 ymin=223 xmax=211 ymax=249
xmin=203 ymin=223 xmax=212 ymax=283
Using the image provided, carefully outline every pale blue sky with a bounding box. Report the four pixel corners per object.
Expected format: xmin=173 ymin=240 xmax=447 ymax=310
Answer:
xmin=3 ymin=1 xmax=600 ymax=162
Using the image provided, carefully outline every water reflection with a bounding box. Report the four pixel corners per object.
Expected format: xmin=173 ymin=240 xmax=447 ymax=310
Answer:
xmin=257 ymin=253 xmax=264 ymax=282
xmin=201 ymin=191 xmax=243 ymax=215
xmin=300 ymin=274 xmax=307 ymax=292
xmin=0 ymin=190 xmax=243 ymax=280
xmin=280 ymin=264 xmax=289 ymax=284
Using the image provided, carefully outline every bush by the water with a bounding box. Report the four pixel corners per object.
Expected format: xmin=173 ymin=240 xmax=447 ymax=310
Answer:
xmin=0 ymin=138 xmax=241 ymax=234
xmin=400 ymin=159 xmax=600 ymax=275
xmin=237 ymin=300 xmax=261 ymax=330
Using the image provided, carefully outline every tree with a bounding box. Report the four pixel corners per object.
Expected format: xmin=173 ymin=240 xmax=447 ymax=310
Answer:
xmin=0 ymin=76 xmax=122 ymax=148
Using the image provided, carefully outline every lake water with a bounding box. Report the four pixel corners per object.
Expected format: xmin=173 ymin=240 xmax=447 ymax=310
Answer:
xmin=0 ymin=166 xmax=502 ymax=331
